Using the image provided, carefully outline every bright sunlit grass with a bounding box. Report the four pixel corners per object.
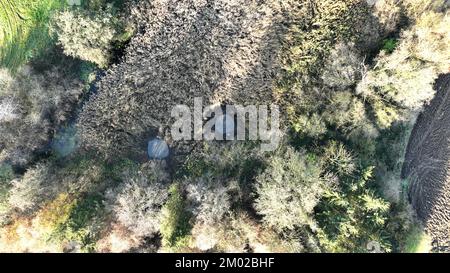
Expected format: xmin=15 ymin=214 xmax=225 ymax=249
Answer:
xmin=404 ymin=226 xmax=432 ymax=253
xmin=0 ymin=0 xmax=66 ymax=71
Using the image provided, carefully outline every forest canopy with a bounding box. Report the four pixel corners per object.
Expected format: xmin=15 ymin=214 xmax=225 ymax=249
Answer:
xmin=0 ymin=0 xmax=449 ymax=253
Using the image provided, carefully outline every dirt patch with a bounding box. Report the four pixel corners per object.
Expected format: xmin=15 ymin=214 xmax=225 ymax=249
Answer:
xmin=402 ymin=74 xmax=450 ymax=243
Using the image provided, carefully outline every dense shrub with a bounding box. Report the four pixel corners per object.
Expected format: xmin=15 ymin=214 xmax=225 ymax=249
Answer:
xmin=180 ymin=142 xmax=262 ymax=178
xmin=321 ymin=141 xmax=356 ymax=177
xmin=50 ymin=8 xmax=121 ymax=68
xmin=279 ymin=0 xmax=377 ymax=87
xmin=5 ymin=154 xmax=106 ymax=218
xmin=190 ymin=212 xmax=304 ymax=253
xmin=316 ymin=167 xmax=392 ymax=252
xmin=7 ymin=163 xmax=55 ymax=213
xmin=0 ymin=164 xmax=14 ymax=222
xmin=113 ymin=162 xmax=169 ymax=238
xmin=160 ymin=183 xmax=192 ymax=249
xmin=322 ymin=91 xmax=378 ymax=140
xmin=35 ymin=193 xmax=76 ymax=231
xmin=292 ymin=113 xmax=327 ymax=139
xmin=372 ymin=0 xmax=403 ymax=35
xmin=185 ymin=174 xmax=232 ymax=226
xmin=0 ymin=193 xmax=77 ymax=252
xmin=356 ymin=8 xmax=450 ymax=127
xmin=279 ymin=0 xmax=383 ymax=138
xmin=1 ymin=192 xmax=106 ymax=252
xmin=254 ymin=147 xmax=326 ymax=231
xmin=403 ymin=0 xmax=449 ymax=19
xmin=0 ymin=216 xmax=62 ymax=252
xmin=0 ymin=66 xmax=83 ymax=166
xmin=321 ymin=43 xmax=365 ymax=90
xmin=52 ymin=193 xmax=106 ymax=252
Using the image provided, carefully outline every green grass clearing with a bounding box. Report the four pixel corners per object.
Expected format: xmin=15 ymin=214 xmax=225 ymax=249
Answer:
xmin=403 ymin=226 xmax=432 ymax=253
xmin=0 ymin=0 xmax=66 ymax=71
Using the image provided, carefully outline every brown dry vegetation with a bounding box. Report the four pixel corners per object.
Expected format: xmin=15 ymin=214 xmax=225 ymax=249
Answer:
xmin=77 ymin=0 xmax=300 ymax=159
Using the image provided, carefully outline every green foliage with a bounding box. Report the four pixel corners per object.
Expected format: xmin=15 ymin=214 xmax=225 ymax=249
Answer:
xmin=104 ymin=158 xmax=139 ymax=182
xmin=277 ymin=0 xmax=375 ymax=116
xmin=403 ymin=225 xmax=431 ymax=253
xmin=322 ymin=91 xmax=378 ymax=140
xmin=357 ymin=9 xmax=450 ymax=121
xmin=61 ymin=194 xmax=105 ymax=252
xmin=281 ymin=2 xmax=448 ymax=254
xmin=5 ymin=152 xmax=106 ymax=218
xmin=113 ymin=161 xmax=169 ymax=238
xmin=178 ymin=155 xmax=215 ymax=179
xmin=254 ymin=147 xmax=326 ymax=231
xmin=65 ymin=194 xmax=104 ymax=233
xmin=292 ymin=113 xmax=327 ymax=138
xmin=50 ymin=7 xmax=122 ymax=67
xmin=51 ymin=193 xmax=106 ymax=252
xmin=38 ymin=193 xmax=76 ymax=231
xmin=179 ymin=142 xmax=262 ymax=182
xmin=0 ymin=0 xmax=66 ymax=70
xmin=382 ymin=38 xmax=398 ymax=53
xmin=281 ymin=0 xmax=371 ymax=80
xmin=78 ymin=61 xmax=97 ymax=84
xmin=316 ymin=167 xmax=392 ymax=252
xmin=279 ymin=0 xmax=381 ymax=151
xmin=0 ymin=164 xmax=13 ymax=184
xmin=372 ymin=99 xmax=401 ymax=129
xmin=376 ymin=123 xmax=411 ymax=172
xmin=322 ymin=141 xmax=356 ymax=176
xmin=0 ymin=164 xmax=14 ymax=216
xmin=160 ymin=183 xmax=192 ymax=248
